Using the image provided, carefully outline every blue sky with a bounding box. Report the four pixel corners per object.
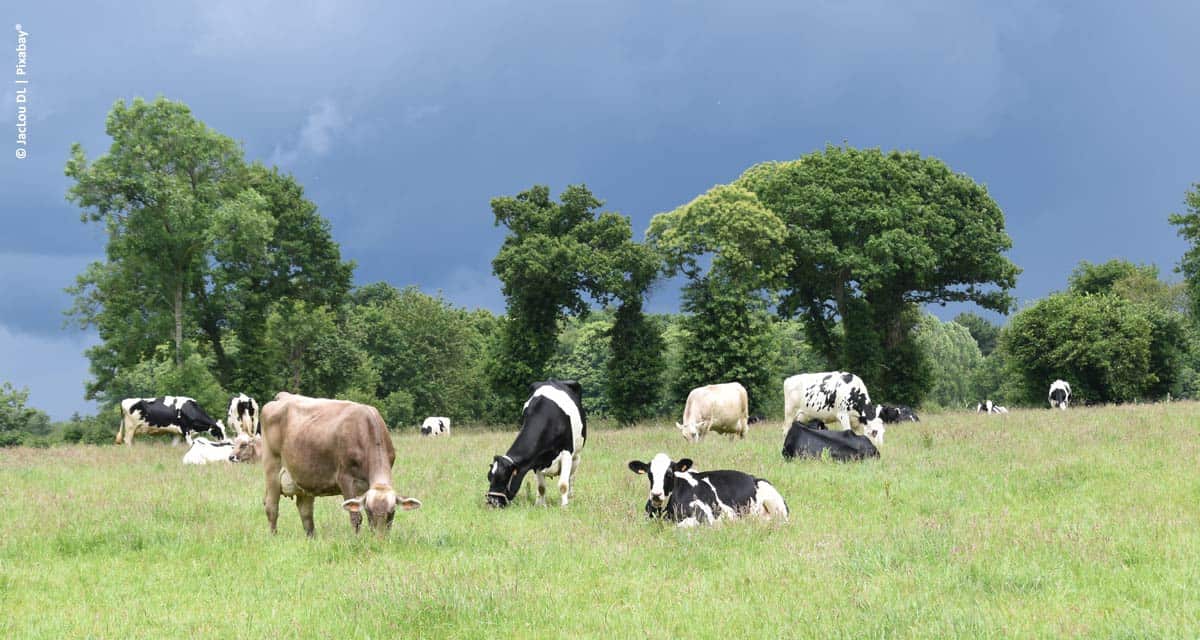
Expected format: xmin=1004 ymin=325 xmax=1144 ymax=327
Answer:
xmin=3 ymin=1 xmax=1199 ymax=418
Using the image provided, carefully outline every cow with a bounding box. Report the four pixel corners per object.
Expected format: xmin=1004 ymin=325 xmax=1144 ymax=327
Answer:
xmin=420 ymin=416 xmax=451 ymax=436
xmin=115 ymin=396 xmax=226 ymax=447
xmin=229 ymin=434 xmax=263 ymax=464
xmin=676 ymin=382 xmax=749 ymax=442
xmin=879 ymin=405 xmax=920 ymax=423
xmin=486 ymin=380 xmax=586 ymax=509
xmin=976 ymin=400 xmax=1008 ymax=414
xmin=227 ymin=393 xmax=260 ymax=438
xmin=1049 ymin=380 xmax=1071 ymax=410
xmin=182 ymin=437 xmax=235 ymax=465
xmin=783 ymin=372 xmax=885 ymax=445
xmin=627 ymin=454 xmax=789 ymax=528
xmin=782 ymin=419 xmax=880 ymax=461
xmin=260 ymin=392 xmax=421 ymax=537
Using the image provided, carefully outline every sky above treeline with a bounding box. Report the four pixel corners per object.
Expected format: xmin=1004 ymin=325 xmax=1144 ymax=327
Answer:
xmin=3 ymin=1 xmax=1199 ymax=419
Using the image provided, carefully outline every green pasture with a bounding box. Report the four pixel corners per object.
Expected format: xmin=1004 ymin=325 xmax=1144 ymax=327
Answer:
xmin=1 ymin=404 xmax=1198 ymax=638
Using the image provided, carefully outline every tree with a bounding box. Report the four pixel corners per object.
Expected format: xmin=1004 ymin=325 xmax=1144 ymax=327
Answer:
xmin=1000 ymin=293 xmax=1182 ymax=405
xmin=736 ymin=145 xmax=1020 ymax=404
xmin=648 ymin=184 xmax=788 ymax=412
xmin=1168 ymin=183 xmax=1200 ymax=320
xmin=489 ymin=185 xmax=649 ymax=418
xmin=66 ymin=98 xmax=353 ymax=405
xmin=547 ymin=313 xmax=613 ymax=417
xmin=265 ymin=300 xmax=377 ymax=401
xmin=0 ymin=383 xmax=52 ymax=447
xmin=952 ymin=312 xmax=1001 ymax=357
xmin=913 ymin=315 xmax=984 ymax=408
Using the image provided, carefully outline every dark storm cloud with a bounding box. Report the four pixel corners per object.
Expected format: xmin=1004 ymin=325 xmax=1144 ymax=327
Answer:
xmin=3 ymin=0 xmax=1199 ymax=417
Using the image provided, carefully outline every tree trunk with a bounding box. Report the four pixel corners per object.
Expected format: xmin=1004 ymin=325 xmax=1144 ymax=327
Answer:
xmin=174 ymin=282 xmax=184 ymax=366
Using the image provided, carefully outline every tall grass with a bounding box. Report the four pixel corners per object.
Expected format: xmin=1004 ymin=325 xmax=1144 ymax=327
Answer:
xmin=1 ymin=404 xmax=1198 ymax=638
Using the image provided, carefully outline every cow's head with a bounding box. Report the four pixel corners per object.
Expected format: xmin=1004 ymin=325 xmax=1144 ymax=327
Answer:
xmin=228 ymin=434 xmax=262 ymax=463
xmin=857 ymin=405 xmax=886 ymax=445
xmin=628 ymin=454 xmax=693 ymax=515
xmin=210 ymin=420 xmax=227 ymax=441
xmin=675 ymin=420 xmax=708 ymax=442
xmin=485 ymin=455 xmax=528 ymax=508
xmin=342 ymin=484 xmax=421 ymax=532
xmin=420 ymin=426 xmax=432 ymax=436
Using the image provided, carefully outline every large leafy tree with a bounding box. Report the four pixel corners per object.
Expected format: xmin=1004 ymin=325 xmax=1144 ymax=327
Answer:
xmin=0 ymin=383 xmax=52 ymax=447
xmin=914 ymin=314 xmax=984 ymax=408
xmin=736 ymin=145 xmax=1020 ymax=404
xmin=65 ymin=98 xmax=352 ymax=405
xmin=952 ymin=312 xmax=1000 ymax=357
xmin=1168 ymin=184 xmax=1200 ymax=320
xmin=648 ymin=184 xmax=788 ymax=413
xmin=489 ymin=185 xmax=654 ymax=418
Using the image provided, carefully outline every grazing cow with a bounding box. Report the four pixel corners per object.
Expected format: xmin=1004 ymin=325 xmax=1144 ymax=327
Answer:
xmin=676 ymin=382 xmax=749 ymax=442
xmin=420 ymin=416 xmax=451 ymax=436
xmin=227 ymin=393 xmax=260 ymax=438
xmin=115 ymin=396 xmax=226 ymax=447
xmin=782 ymin=419 xmax=880 ymax=461
xmin=1048 ymin=380 xmax=1071 ymax=410
xmin=229 ymin=434 xmax=263 ymax=464
xmin=486 ymin=380 xmax=586 ymax=508
xmin=627 ymin=454 xmax=788 ymax=528
xmin=976 ymin=400 xmax=1008 ymax=414
xmin=182 ymin=437 xmax=235 ymax=465
xmin=783 ymin=372 xmax=885 ymax=445
xmin=261 ymin=392 xmax=421 ymax=537
xmin=879 ymin=405 xmax=920 ymax=423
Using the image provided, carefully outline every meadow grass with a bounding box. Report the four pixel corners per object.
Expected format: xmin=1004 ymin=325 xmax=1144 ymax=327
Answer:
xmin=1 ymin=404 xmax=1198 ymax=638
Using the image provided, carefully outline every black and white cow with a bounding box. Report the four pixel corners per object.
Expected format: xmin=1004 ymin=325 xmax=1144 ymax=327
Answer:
xmin=627 ymin=454 xmax=789 ymax=527
xmin=976 ymin=400 xmax=1008 ymax=414
xmin=420 ymin=416 xmax=451 ymax=436
xmin=783 ymin=372 xmax=885 ymax=445
xmin=486 ymin=380 xmax=586 ymax=508
xmin=227 ymin=393 xmax=260 ymax=438
xmin=879 ymin=404 xmax=920 ymax=423
xmin=782 ymin=419 xmax=880 ymax=461
xmin=116 ymin=396 xmax=226 ymax=446
xmin=1048 ymin=380 xmax=1071 ymax=410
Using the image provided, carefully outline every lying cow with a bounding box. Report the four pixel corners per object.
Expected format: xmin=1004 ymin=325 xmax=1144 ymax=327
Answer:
xmin=182 ymin=437 xmax=235 ymax=465
xmin=676 ymin=382 xmax=748 ymax=442
xmin=229 ymin=434 xmax=263 ymax=464
xmin=227 ymin=393 xmax=260 ymax=438
xmin=627 ymin=454 xmax=789 ymax=527
xmin=784 ymin=372 xmax=885 ymax=445
xmin=879 ymin=405 xmax=919 ymax=423
xmin=782 ymin=419 xmax=879 ymax=461
xmin=420 ymin=416 xmax=451 ymax=436
xmin=261 ymin=392 xmax=421 ymax=537
xmin=116 ymin=396 xmax=226 ymax=447
xmin=486 ymin=380 xmax=586 ymax=508
xmin=976 ymin=400 xmax=1008 ymax=414
xmin=1049 ymin=380 xmax=1071 ymax=410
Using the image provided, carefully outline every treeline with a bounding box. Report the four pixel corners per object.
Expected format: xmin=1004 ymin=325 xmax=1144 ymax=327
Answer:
xmin=3 ymin=97 xmax=1199 ymax=446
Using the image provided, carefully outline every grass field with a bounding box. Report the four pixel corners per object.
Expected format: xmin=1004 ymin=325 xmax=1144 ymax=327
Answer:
xmin=1 ymin=404 xmax=1199 ymax=638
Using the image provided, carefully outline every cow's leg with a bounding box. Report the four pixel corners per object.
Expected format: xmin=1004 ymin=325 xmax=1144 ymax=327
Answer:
xmin=296 ymin=495 xmax=316 ymax=538
xmin=170 ymin=434 xmax=182 ymax=447
xmin=534 ymin=471 xmax=547 ymax=507
xmin=567 ymin=454 xmax=580 ymax=500
xmin=557 ymin=453 xmax=574 ymax=506
xmin=263 ymin=456 xmax=283 ymax=535
xmin=837 ymin=412 xmax=854 ymax=433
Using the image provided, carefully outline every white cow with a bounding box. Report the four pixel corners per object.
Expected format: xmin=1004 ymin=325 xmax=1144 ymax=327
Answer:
xmin=182 ymin=437 xmax=235 ymax=465
xmin=420 ymin=416 xmax=451 ymax=436
xmin=783 ymin=372 xmax=885 ymax=445
xmin=676 ymin=382 xmax=749 ymax=442
xmin=976 ymin=400 xmax=1009 ymax=414
xmin=1048 ymin=380 xmax=1071 ymax=410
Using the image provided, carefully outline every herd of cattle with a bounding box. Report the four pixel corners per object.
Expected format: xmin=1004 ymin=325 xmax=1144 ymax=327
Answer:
xmin=116 ymin=373 xmax=1073 ymax=535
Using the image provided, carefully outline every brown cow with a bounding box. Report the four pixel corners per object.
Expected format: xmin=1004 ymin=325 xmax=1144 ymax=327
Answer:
xmin=676 ymin=382 xmax=749 ymax=442
xmin=260 ymin=392 xmax=421 ymax=537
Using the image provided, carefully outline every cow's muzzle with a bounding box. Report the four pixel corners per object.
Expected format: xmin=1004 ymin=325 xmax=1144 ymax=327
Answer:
xmin=485 ymin=492 xmax=511 ymax=508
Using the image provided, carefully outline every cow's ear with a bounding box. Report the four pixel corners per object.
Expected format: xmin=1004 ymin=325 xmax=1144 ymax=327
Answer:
xmin=561 ymin=380 xmax=582 ymax=398
xmin=675 ymin=459 xmax=693 ymax=473
xmin=398 ymin=497 xmax=422 ymax=511
xmin=628 ymin=460 xmax=649 ymax=474
xmin=342 ymin=498 xmax=363 ymax=513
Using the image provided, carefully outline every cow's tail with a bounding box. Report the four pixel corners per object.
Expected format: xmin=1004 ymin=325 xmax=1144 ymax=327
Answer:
xmin=114 ymin=405 xmax=124 ymax=444
xmin=755 ymin=479 xmax=789 ymax=523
